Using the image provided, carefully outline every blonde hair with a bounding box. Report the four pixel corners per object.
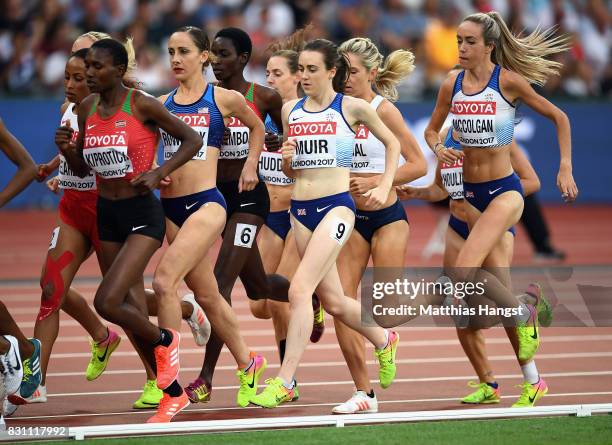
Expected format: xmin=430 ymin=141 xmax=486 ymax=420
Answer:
xmin=77 ymin=32 xmax=137 ymax=77
xmin=338 ymin=37 xmax=414 ymax=102
xmin=463 ymin=12 xmax=571 ymax=86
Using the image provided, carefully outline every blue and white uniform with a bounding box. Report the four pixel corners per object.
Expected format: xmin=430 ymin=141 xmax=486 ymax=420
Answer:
xmin=350 ymin=95 xmax=407 ymax=243
xmin=442 ymin=128 xmax=515 ymax=240
xmin=451 ymin=65 xmax=523 ymax=212
xmin=288 ymin=94 xmax=356 ymax=231
xmin=160 ymin=85 xmax=227 ymax=227
xmin=260 ymin=116 xmax=293 ymax=240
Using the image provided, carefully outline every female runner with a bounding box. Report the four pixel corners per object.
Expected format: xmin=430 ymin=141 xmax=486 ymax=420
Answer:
xmin=251 ymin=39 xmax=401 ymax=408
xmin=332 ymin=37 xmax=427 ymax=414
xmin=57 ymin=38 xmax=202 ymax=423
xmin=424 ymin=12 xmax=577 ymax=385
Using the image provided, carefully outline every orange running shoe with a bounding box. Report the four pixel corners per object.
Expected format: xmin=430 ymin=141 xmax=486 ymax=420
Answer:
xmin=154 ymin=329 xmax=180 ymax=390
xmin=146 ymin=391 xmax=190 ymax=423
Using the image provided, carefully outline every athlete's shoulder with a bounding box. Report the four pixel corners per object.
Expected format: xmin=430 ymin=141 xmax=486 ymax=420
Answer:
xmin=157 ymin=92 xmax=171 ymax=104
xmin=341 ymin=94 xmax=371 ymax=115
xmin=60 ymin=100 xmax=70 ymax=115
xmin=79 ymin=94 xmax=98 ymax=115
xmin=255 ymin=83 xmax=281 ymax=101
xmin=282 ymin=98 xmax=301 ymax=116
xmin=499 ymin=68 xmax=526 ymax=89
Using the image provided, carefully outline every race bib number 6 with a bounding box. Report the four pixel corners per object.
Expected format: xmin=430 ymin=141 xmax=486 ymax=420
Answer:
xmin=234 ymin=223 xmax=257 ymax=248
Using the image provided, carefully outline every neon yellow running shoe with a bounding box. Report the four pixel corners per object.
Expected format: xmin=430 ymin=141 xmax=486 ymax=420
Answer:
xmin=461 ymin=381 xmax=501 ymax=404
xmin=517 ymin=305 xmax=540 ymax=362
xmin=374 ymin=331 xmax=399 ymax=389
xmin=86 ymin=329 xmax=121 ymax=381
xmin=512 ymin=378 xmax=548 ymax=407
xmin=236 ymin=353 xmax=266 ymax=407
xmin=133 ymin=379 xmax=163 ymax=409
xmin=291 ymin=382 xmax=299 ymax=402
xmin=310 ymin=295 xmax=325 ymax=343
xmin=249 ymin=377 xmax=295 ymax=408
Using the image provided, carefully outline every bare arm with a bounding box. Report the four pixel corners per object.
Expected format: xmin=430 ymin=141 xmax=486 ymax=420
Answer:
xmin=280 ymin=99 xmax=299 ymax=179
xmin=379 ymin=101 xmax=426 ymax=185
xmin=398 ymin=162 xmax=449 ymax=202
xmin=130 ymin=91 xmax=202 ymax=193
xmin=0 ymin=119 xmax=38 ymax=207
xmin=502 ymin=70 xmax=577 ymax=202
xmin=55 ymin=95 xmax=93 ymax=178
xmin=217 ymin=88 xmax=265 ymax=192
xmin=510 ymin=141 xmax=540 ymax=197
xmin=424 ymin=71 xmax=463 ymax=165
xmin=347 ymin=96 xmax=400 ymax=208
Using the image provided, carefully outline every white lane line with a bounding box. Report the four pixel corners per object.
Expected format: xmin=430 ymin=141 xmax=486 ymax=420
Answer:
xmin=33 ymin=370 xmax=612 ymax=398
xmin=10 ymin=391 xmax=612 ymax=421
xmin=44 ymin=335 xmax=612 ymax=359
xmin=45 ymin=351 xmax=612 ymax=378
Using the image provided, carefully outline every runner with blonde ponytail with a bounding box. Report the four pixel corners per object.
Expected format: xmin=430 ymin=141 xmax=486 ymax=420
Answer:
xmin=424 ymin=11 xmax=577 ymax=408
xmin=331 ymin=37 xmax=426 ymax=414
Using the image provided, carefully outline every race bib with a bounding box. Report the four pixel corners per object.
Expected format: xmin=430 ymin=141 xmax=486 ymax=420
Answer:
xmin=289 ymin=121 xmax=337 ymax=169
xmin=58 ymin=154 xmax=96 ymax=191
xmin=259 ymin=151 xmax=294 ymax=186
xmin=451 ymin=101 xmax=497 ymax=147
xmin=162 ymin=113 xmax=209 ymax=161
xmin=220 ymin=117 xmax=249 ymax=159
xmin=441 ymin=158 xmax=464 ymax=200
xmin=83 ymin=141 xmax=133 ymax=179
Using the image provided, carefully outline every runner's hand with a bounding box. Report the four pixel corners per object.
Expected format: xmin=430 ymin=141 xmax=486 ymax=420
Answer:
xmin=47 ymin=176 xmax=60 ymax=194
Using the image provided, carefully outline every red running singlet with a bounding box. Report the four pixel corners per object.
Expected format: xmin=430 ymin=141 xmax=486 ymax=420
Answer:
xmin=83 ymin=88 xmax=158 ymax=181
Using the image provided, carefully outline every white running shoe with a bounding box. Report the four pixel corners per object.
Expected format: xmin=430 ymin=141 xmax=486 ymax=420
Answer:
xmin=0 ymin=366 xmax=5 ymax=426
xmin=26 ymin=385 xmax=47 ymax=403
xmin=0 ymin=336 xmax=23 ymax=396
xmin=332 ymin=391 xmax=378 ymax=414
xmin=2 ymin=399 xmax=17 ymax=417
xmin=182 ymin=293 xmax=211 ymax=346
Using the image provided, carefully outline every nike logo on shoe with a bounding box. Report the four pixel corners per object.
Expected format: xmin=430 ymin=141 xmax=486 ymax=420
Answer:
xmin=132 ymin=225 xmax=147 ymax=231
xmin=97 ymin=343 xmax=110 ymax=362
xmin=316 ymin=205 xmax=332 ymax=213
xmin=185 ymin=202 xmax=198 ymax=210
xmin=488 ymin=187 xmax=502 ymax=195
xmin=11 ymin=348 xmax=21 ymax=371
xmin=247 ymin=365 xmax=257 ymax=389
xmin=528 ymin=386 xmax=540 ymax=403
xmin=240 ymin=202 xmax=256 ymax=207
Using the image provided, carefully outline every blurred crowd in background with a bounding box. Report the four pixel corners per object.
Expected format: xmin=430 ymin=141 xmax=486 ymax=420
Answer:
xmin=0 ymin=0 xmax=610 ymax=100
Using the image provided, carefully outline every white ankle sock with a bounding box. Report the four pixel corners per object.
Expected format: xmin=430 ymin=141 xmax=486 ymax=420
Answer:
xmin=521 ymin=361 xmax=539 ymax=384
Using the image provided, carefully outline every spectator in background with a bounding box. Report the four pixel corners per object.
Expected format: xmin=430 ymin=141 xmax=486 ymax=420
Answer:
xmin=424 ymin=1 xmax=460 ymax=89
xmin=332 ymin=0 xmax=379 ymax=42
xmin=378 ymin=0 xmax=427 ymax=53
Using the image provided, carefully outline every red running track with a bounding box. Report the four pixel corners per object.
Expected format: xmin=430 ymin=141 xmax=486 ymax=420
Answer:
xmin=1 ymin=206 xmax=612 ymax=427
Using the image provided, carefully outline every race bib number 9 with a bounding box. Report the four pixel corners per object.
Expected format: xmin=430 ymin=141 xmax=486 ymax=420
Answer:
xmin=329 ymin=216 xmax=351 ymax=246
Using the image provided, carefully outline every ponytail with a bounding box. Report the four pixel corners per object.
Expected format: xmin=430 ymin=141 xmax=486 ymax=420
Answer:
xmin=464 ymin=11 xmax=571 ymax=86
xmin=338 ymin=37 xmax=414 ymax=101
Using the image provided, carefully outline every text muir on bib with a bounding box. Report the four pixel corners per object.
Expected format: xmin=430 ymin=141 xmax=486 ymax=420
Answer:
xmin=289 ymin=121 xmax=337 ymax=169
